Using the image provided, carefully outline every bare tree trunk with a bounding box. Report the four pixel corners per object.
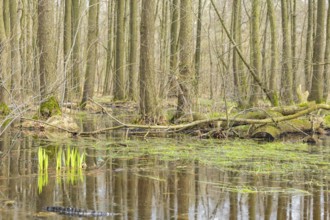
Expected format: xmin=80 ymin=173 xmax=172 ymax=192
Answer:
xmin=103 ymin=0 xmax=114 ymax=96
xmin=168 ymin=0 xmax=179 ymax=98
xmin=10 ymin=0 xmax=21 ymax=101
xmin=195 ymin=0 xmax=203 ymax=95
xmin=72 ymin=0 xmax=81 ymax=98
xmin=249 ymin=0 xmax=262 ymax=106
xmin=0 ymin=0 xmax=9 ymax=106
xmin=176 ymin=0 xmax=195 ymax=120
xmin=323 ymin=0 xmax=330 ymax=100
xmin=38 ymin=0 xmax=56 ymax=98
xmin=291 ymin=0 xmax=298 ymax=98
xmin=305 ymin=0 xmax=314 ymax=92
xmin=309 ymin=0 xmax=325 ymax=103
xmin=113 ymin=0 xmax=125 ymax=100
xmin=140 ymin=0 xmax=158 ymax=123
xmin=81 ymin=0 xmax=99 ymax=107
xmin=280 ymin=0 xmax=293 ymax=104
xmin=128 ymin=0 xmax=138 ymax=101
xmin=64 ymin=0 xmax=72 ymax=100
xmin=266 ymin=0 xmax=279 ymax=106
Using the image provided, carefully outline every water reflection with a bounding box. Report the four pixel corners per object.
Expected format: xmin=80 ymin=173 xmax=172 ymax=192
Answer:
xmin=0 ymin=129 xmax=330 ymax=219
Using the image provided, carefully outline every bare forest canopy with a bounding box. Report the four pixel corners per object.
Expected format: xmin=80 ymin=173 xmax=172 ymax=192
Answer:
xmin=1 ymin=0 xmax=330 ymax=130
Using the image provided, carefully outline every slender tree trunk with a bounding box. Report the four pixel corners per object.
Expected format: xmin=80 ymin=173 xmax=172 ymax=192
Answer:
xmin=266 ymin=0 xmax=279 ymax=106
xmin=72 ymin=0 xmax=81 ymax=98
xmin=168 ymin=0 xmax=179 ymax=97
xmin=38 ymin=0 xmax=56 ymax=98
xmin=291 ymin=0 xmax=297 ymax=98
xmin=305 ymin=0 xmax=314 ymax=92
xmin=232 ymin=0 xmax=247 ymax=107
xmin=176 ymin=0 xmax=195 ymax=120
xmin=128 ymin=0 xmax=138 ymax=101
xmin=64 ymin=0 xmax=72 ymax=100
xmin=0 ymin=0 xmax=9 ymax=106
xmin=81 ymin=0 xmax=99 ymax=107
xmin=323 ymin=0 xmax=330 ymax=100
xmin=140 ymin=0 xmax=158 ymax=123
xmin=309 ymin=0 xmax=326 ymax=103
xmin=103 ymin=0 xmax=114 ymax=96
xmin=280 ymin=0 xmax=293 ymax=104
xmin=249 ymin=0 xmax=262 ymax=106
xmin=10 ymin=0 xmax=21 ymax=101
xmin=113 ymin=0 xmax=125 ymax=100
xmin=195 ymin=0 xmax=202 ymax=95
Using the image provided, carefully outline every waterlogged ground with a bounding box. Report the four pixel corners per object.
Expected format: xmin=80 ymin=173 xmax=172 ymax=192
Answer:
xmin=1 ymin=118 xmax=330 ymax=219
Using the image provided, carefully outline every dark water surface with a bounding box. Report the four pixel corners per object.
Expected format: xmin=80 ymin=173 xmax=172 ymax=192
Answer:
xmin=0 ymin=117 xmax=330 ymax=219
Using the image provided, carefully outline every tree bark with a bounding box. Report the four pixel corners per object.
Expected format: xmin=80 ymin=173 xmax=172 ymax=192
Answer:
xmin=64 ymin=0 xmax=72 ymax=100
xmin=249 ymin=0 xmax=262 ymax=106
xmin=139 ymin=0 xmax=158 ymax=122
xmin=305 ymin=0 xmax=314 ymax=92
xmin=38 ymin=0 xmax=56 ymax=98
xmin=103 ymin=0 xmax=114 ymax=96
xmin=128 ymin=0 xmax=138 ymax=101
xmin=72 ymin=0 xmax=81 ymax=98
xmin=176 ymin=0 xmax=195 ymax=120
xmin=280 ymin=0 xmax=293 ymax=104
xmin=323 ymin=0 xmax=330 ymax=100
xmin=195 ymin=0 xmax=203 ymax=95
xmin=309 ymin=0 xmax=326 ymax=103
xmin=266 ymin=0 xmax=279 ymax=106
xmin=10 ymin=0 xmax=21 ymax=101
xmin=81 ymin=0 xmax=99 ymax=107
xmin=0 ymin=0 xmax=9 ymax=105
xmin=113 ymin=0 xmax=125 ymax=100
xmin=168 ymin=0 xmax=179 ymax=97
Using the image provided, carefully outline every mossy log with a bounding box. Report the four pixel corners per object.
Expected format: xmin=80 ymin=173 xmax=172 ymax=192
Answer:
xmin=251 ymin=118 xmax=317 ymax=140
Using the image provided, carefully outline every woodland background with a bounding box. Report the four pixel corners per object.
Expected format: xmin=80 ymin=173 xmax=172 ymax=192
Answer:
xmin=0 ymin=0 xmax=328 ymax=124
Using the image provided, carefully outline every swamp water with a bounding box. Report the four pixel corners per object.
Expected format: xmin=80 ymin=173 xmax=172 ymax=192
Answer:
xmin=0 ymin=116 xmax=330 ymax=219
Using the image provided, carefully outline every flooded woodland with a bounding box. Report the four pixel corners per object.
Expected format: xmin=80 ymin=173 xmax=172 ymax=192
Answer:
xmin=0 ymin=115 xmax=329 ymax=220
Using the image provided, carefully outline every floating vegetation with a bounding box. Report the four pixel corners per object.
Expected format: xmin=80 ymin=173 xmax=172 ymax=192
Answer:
xmin=88 ymin=138 xmax=330 ymax=177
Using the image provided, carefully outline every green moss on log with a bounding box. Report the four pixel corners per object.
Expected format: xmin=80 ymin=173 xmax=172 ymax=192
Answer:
xmin=0 ymin=102 xmax=10 ymax=115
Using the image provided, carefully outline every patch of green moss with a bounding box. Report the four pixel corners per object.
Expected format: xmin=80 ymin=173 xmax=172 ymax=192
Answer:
xmin=37 ymin=96 xmax=61 ymax=119
xmin=324 ymin=115 xmax=330 ymax=129
xmin=0 ymin=102 xmax=10 ymax=115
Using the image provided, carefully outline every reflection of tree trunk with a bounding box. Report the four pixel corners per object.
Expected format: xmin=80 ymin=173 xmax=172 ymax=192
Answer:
xmin=313 ymin=178 xmax=321 ymax=220
xmin=138 ymin=167 xmax=152 ymax=219
xmin=9 ymin=139 xmax=19 ymax=199
xmin=229 ymin=171 xmax=237 ymax=220
xmin=168 ymin=162 xmax=177 ymax=219
xmin=264 ymin=175 xmax=274 ymax=220
xmin=194 ymin=160 xmax=199 ymax=220
xmin=113 ymin=159 xmax=127 ymax=219
xmin=277 ymin=179 xmax=288 ymax=220
xmin=248 ymin=193 xmax=256 ymax=220
xmin=177 ymin=165 xmax=192 ymax=220
xmin=86 ymin=172 xmax=96 ymax=210
xmin=127 ymin=159 xmax=138 ymax=219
